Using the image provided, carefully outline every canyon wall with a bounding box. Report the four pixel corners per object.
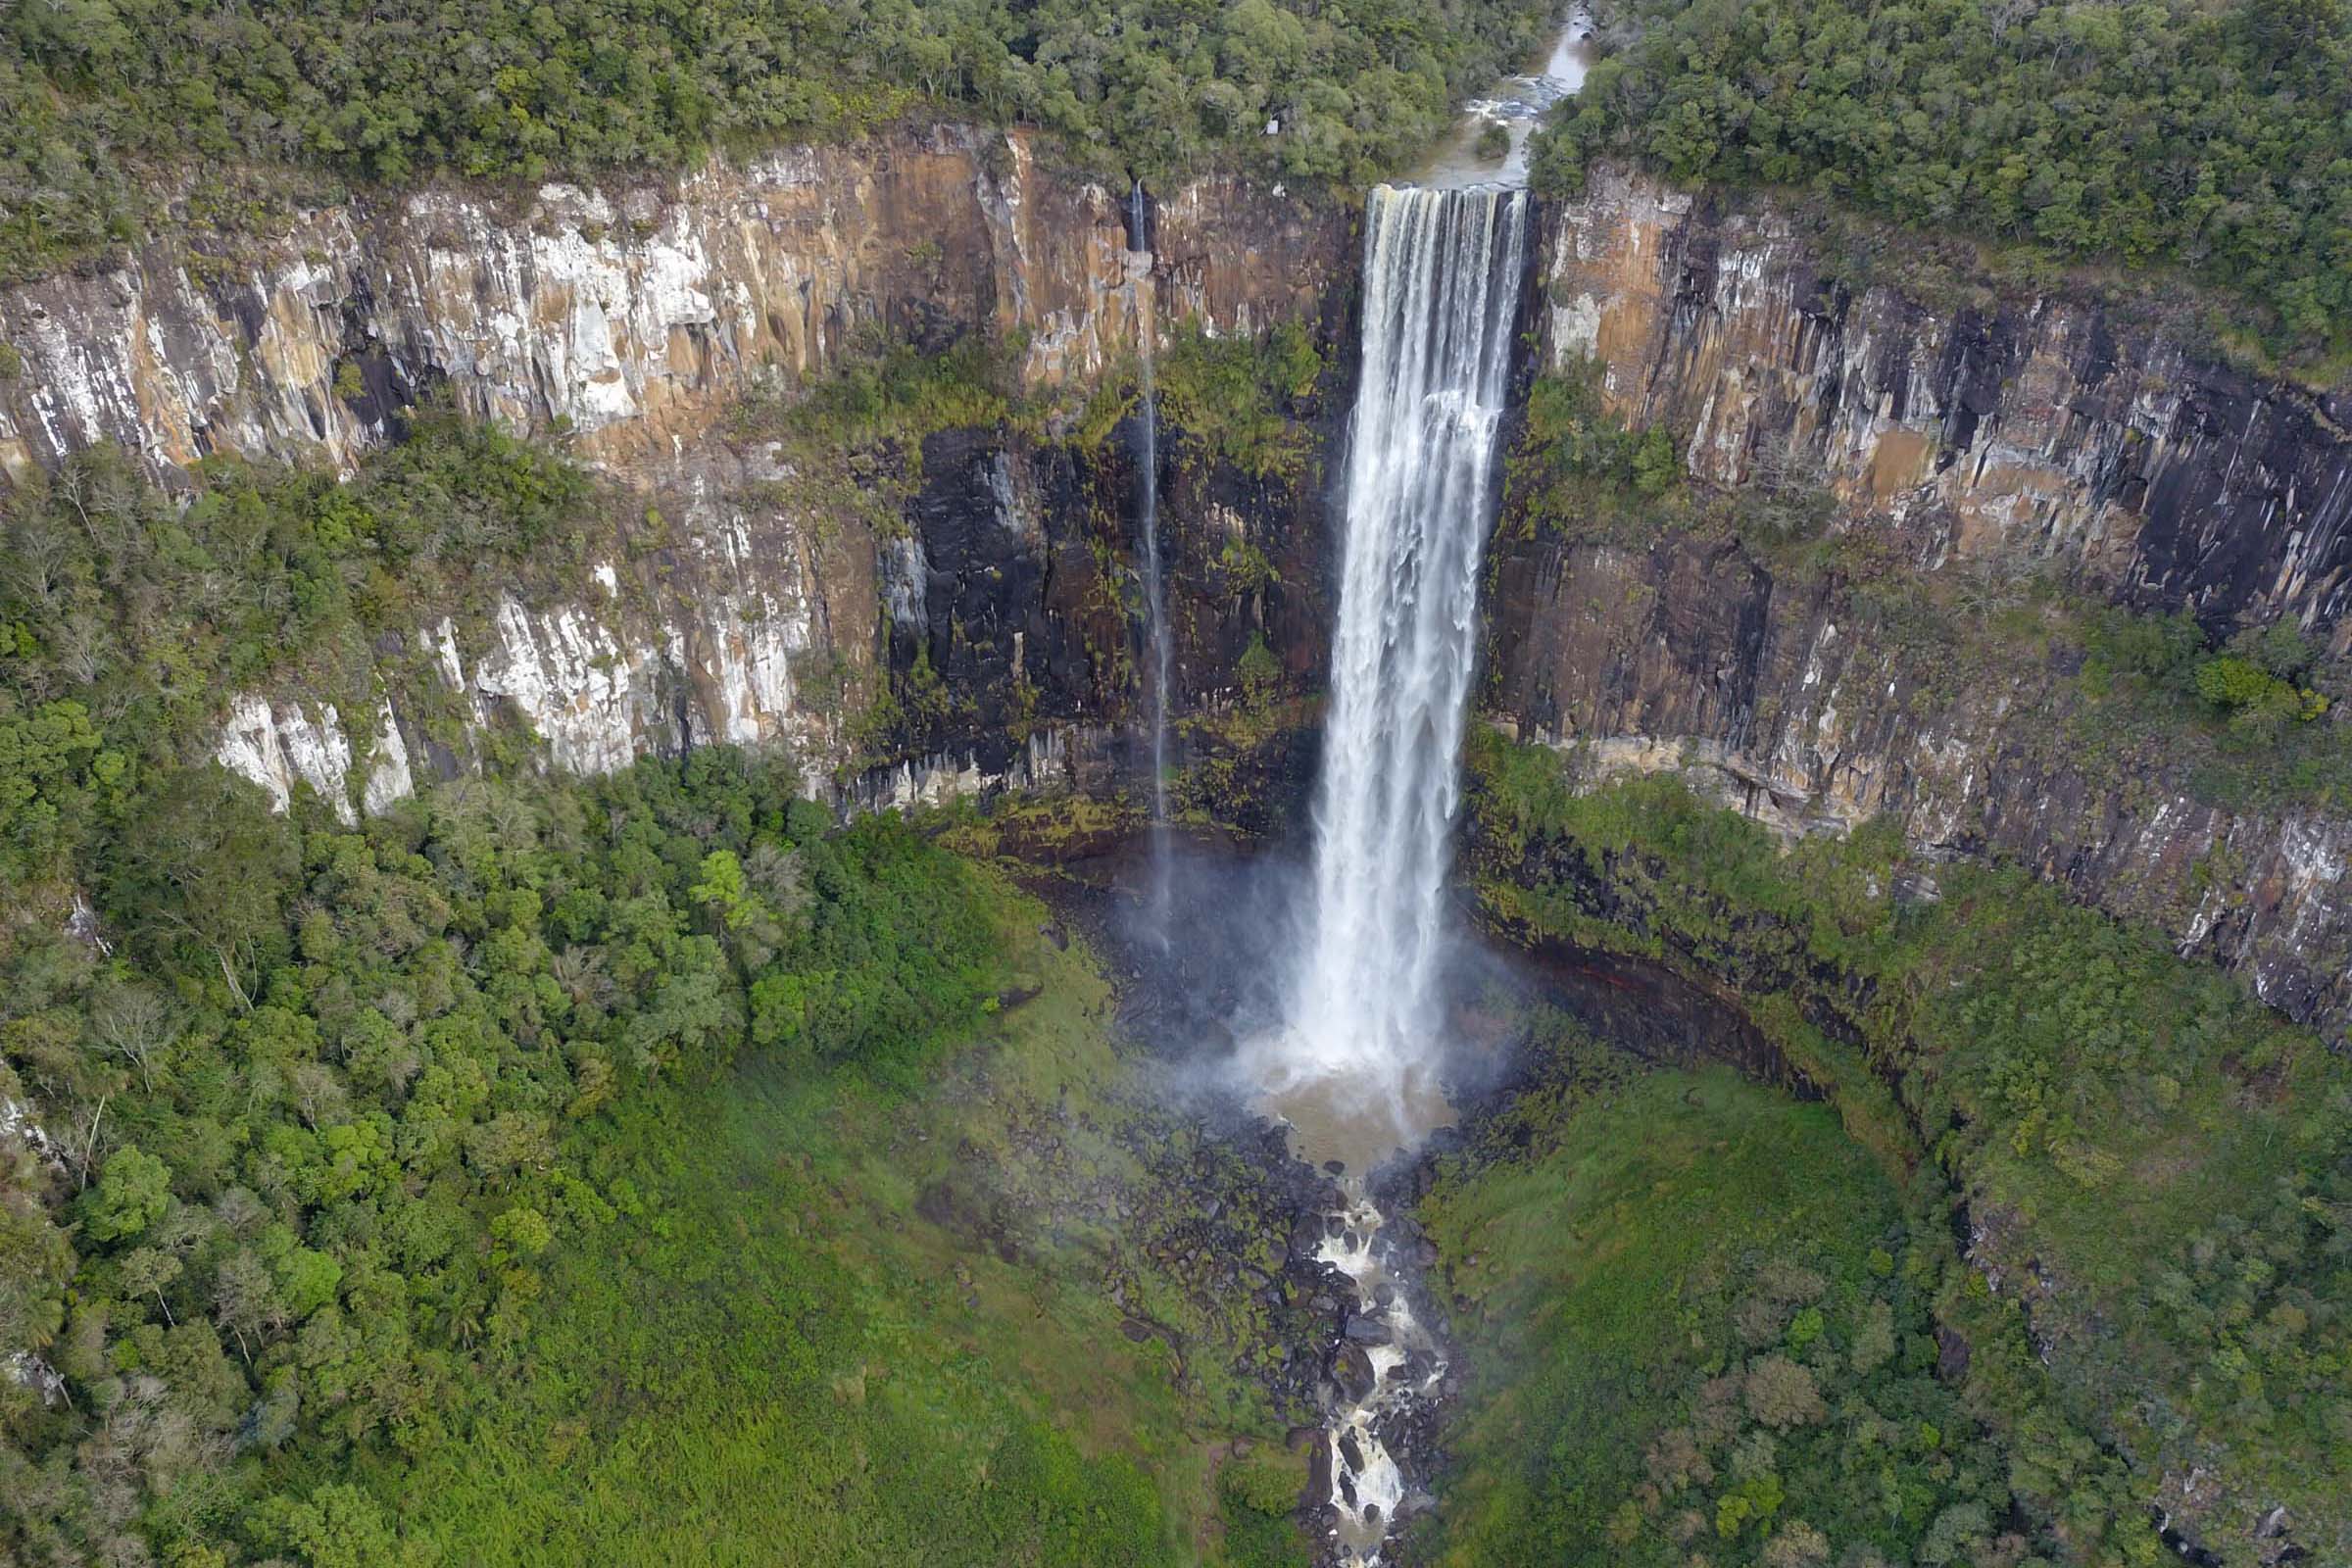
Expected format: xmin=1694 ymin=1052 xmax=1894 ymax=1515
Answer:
xmin=0 ymin=124 xmax=1350 ymax=817
xmin=1544 ymin=167 xmax=2352 ymax=629
xmin=13 ymin=132 xmax=2352 ymax=1036
xmin=0 ymin=124 xmax=1334 ymax=478
xmin=1494 ymin=166 xmax=2352 ymax=1036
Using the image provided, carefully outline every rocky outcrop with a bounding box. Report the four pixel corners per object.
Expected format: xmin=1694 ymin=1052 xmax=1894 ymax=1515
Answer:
xmin=0 ymin=125 xmax=1352 ymax=815
xmin=1544 ymin=166 xmax=2352 ymax=634
xmin=1493 ymin=167 xmax=2352 ymax=1038
xmin=1485 ymin=531 xmax=2352 ymax=1029
xmin=0 ymin=125 xmax=1341 ymax=481
xmin=202 ymin=440 xmax=875 ymax=814
xmin=203 ymin=391 xmax=1343 ymax=821
xmin=216 ymin=694 xmax=413 ymax=826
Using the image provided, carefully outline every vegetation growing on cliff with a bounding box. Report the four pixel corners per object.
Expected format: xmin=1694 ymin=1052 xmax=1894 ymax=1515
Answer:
xmin=1156 ymin=320 xmax=1326 ymax=481
xmin=735 ymin=326 xmax=1025 ymax=517
xmin=1536 ymin=0 xmax=2352 ymax=366
xmin=0 ymin=0 xmax=1561 ymax=282
xmin=1495 ymin=359 xmax=1688 ymax=546
xmin=0 ymin=418 xmax=624 ymax=882
xmin=1491 ymin=376 xmax=2352 ymax=818
xmin=1 ymin=743 xmax=1311 ymax=1564
xmin=1461 ymin=739 xmax=2352 ymax=1565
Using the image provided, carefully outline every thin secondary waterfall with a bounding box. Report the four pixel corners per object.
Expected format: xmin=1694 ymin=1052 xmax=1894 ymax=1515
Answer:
xmin=1130 ymin=180 xmax=1173 ymax=930
xmin=1258 ymin=182 xmax=1528 ymax=1568
xmin=1279 ymin=183 xmax=1528 ymax=1138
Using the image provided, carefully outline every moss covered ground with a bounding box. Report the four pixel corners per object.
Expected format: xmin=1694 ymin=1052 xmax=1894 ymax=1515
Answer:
xmin=1450 ymin=736 xmax=2352 ymax=1566
xmin=361 ymin=888 xmax=1309 ymax=1566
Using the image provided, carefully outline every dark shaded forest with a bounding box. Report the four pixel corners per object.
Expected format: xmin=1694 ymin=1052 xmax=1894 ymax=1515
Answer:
xmin=1537 ymin=0 xmax=2352 ymax=363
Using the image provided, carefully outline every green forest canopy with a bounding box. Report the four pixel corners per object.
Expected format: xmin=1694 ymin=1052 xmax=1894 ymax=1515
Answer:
xmin=0 ymin=740 xmax=1022 ymax=1562
xmin=0 ymin=413 xmax=1281 ymax=1562
xmin=0 ymin=0 xmax=1555 ymax=282
xmin=1537 ymin=0 xmax=2352 ymax=361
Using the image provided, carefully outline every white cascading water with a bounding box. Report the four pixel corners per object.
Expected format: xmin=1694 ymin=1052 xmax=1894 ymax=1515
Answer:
xmin=1129 ymin=180 xmax=1173 ymax=934
xmin=1256 ymin=183 xmax=1528 ymax=1568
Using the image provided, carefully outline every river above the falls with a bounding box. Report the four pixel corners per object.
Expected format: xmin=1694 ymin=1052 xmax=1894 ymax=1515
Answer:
xmin=1408 ymin=9 xmax=1593 ymax=190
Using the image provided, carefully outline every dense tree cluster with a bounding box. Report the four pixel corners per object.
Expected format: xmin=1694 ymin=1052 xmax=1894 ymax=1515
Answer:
xmin=0 ymin=0 xmax=1556 ymax=282
xmin=1 ymin=745 xmax=1007 ymax=1562
xmin=1 ymin=421 xmax=597 ymax=890
xmin=1537 ymin=0 xmax=2352 ymax=359
xmin=0 ymin=410 xmax=1010 ymax=1559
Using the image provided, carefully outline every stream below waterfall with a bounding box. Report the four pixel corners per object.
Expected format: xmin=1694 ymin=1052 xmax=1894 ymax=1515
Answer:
xmin=1312 ymin=1182 xmax=1445 ymax=1562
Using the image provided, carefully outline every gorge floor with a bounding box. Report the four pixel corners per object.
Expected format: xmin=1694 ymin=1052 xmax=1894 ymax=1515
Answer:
xmin=1012 ymin=821 xmax=1816 ymax=1566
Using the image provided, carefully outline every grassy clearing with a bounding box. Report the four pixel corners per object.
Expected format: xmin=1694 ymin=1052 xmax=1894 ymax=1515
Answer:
xmin=1461 ymin=740 xmax=2352 ymax=1564
xmin=1418 ymin=1059 xmax=2010 ymax=1568
xmin=368 ymin=891 xmax=1302 ymax=1566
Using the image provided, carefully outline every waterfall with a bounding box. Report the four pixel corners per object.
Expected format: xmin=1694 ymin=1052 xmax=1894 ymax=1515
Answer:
xmin=1251 ymin=181 xmax=1527 ymax=1568
xmin=1272 ymin=183 xmax=1528 ymax=1144
xmin=1130 ymin=180 xmax=1173 ymax=932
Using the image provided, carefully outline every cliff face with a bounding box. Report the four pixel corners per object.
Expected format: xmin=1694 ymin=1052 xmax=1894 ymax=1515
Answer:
xmin=0 ymin=125 xmax=1334 ymax=478
xmin=1543 ymin=167 xmax=2352 ymax=631
xmin=1492 ymin=167 xmax=2352 ymax=1037
xmin=14 ymin=131 xmax=2352 ymax=1035
xmin=0 ymin=125 xmax=1350 ymax=817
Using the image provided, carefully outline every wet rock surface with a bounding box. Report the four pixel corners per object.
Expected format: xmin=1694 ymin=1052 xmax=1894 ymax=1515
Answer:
xmin=1510 ymin=166 xmax=2352 ymax=1043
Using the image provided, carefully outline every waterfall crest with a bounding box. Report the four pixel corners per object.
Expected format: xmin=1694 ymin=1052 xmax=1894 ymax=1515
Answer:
xmin=1264 ymin=183 xmax=1528 ymax=1152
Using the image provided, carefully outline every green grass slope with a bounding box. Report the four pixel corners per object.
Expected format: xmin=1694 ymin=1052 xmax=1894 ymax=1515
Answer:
xmin=1417 ymin=1053 xmax=2017 ymax=1568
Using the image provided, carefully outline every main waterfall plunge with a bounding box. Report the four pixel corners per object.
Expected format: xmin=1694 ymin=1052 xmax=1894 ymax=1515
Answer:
xmin=1251 ymin=183 xmax=1530 ymax=1164
xmin=1230 ymin=182 xmax=1528 ymax=1568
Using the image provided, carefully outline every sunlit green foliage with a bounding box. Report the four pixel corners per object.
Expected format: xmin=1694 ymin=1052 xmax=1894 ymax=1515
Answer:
xmin=0 ymin=744 xmax=1027 ymax=1563
xmin=2085 ymin=609 xmax=2331 ymax=731
xmin=377 ymin=894 xmax=1282 ymax=1567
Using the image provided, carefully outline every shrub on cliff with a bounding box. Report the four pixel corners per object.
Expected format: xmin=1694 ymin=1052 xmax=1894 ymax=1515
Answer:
xmin=1158 ymin=320 xmax=1325 ymax=481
